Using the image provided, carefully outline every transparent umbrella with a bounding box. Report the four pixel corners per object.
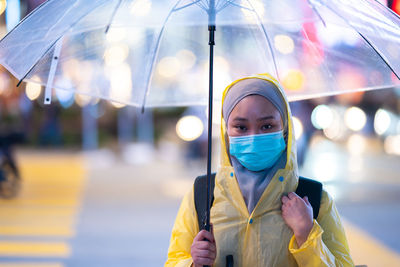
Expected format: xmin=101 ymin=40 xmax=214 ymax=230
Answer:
xmin=1 ymin=0 xmax=400 ymax=231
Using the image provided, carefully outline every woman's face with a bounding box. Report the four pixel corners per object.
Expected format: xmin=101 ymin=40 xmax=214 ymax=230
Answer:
xmin=227 ymin=95 xmax=283 ymax=137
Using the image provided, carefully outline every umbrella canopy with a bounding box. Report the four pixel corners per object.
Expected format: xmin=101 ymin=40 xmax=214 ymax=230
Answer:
xmin=0 ymin=0 xmax=399 ymax=108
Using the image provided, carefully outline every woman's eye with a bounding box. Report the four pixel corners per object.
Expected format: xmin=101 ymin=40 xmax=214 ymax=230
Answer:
xmin=262 ymin=124 xmax=273 ymax=130
xmin=235 ymin=125 xmax=247 ymax=131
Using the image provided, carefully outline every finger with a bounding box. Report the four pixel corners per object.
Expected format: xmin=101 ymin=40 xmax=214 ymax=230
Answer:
xmin=195 ymin=248 xmax=216 ymax=258
xmin=209 ymin=242 xmax=217 ymax=253
xmin=195 ymin=241 xmax=216 ymax=252
xmin=281 ymin=195 xmax=289 ymax=204
xmin=288 ymin=192 xmax=299 ymax=200
xmin=193 ymin=230 xmax=209 ymax=242
xmin=303 ymin=196 xmax=311 ymax=206
xmin=195 ymin=229 xmax=215 ymax=243
xmin=203 ymin=230 xmax=215 ymax=243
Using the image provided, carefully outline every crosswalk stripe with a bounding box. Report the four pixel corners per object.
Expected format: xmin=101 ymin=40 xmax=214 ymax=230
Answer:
xmin=0 ymin=226 xmax=73 ymax=237
xmin=0 ymin=263 xmax=63 ymax=267
xmin=0 ymin=153 xmax=85 ymax=263
xmin=0 ymin=242 xmax=70 ymax=257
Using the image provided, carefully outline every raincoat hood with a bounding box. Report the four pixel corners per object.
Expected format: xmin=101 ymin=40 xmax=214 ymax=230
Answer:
xmin=218 ymin=73 xmax=299 ymax=200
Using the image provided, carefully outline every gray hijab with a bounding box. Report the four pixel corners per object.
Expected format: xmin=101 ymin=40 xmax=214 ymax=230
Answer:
xmin=223 ymin=78 xmax=288 ymax=213
xmin=223 ymin=78 xmax=288 ymax=132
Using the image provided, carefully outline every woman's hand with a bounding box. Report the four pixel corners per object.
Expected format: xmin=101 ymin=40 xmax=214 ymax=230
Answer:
xmin=191 ymin=229 xmax=217 ymax=267
xmin=281 ymin=192 xmax=313 ymax=247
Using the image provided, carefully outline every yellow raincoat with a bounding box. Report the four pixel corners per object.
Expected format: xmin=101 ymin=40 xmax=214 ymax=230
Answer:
xmin=166 ymin=74 xmax=354 ymax=267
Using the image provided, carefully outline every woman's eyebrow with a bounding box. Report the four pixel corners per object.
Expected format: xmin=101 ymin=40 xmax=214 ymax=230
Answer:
xmin=233 ymin=117 xmax=248 ymax=121
xmin=257 ymin=116 xmax=275 ymax=121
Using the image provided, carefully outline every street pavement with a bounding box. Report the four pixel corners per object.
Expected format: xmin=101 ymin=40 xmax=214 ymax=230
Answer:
xmin=0 ymin=136 xmax=399 ymax=267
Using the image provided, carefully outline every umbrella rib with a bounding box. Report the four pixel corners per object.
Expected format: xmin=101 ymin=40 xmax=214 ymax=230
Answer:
xmin=362 ymin=0 xmax=400 ymax=32
xmin=358 ymin=32 xmax=400 ymax=80
xmin=173 ymin=0 xmax=203 ymax=12
xmin=305 ymin=0 xmax=326 ymax=27
xmin=312 ymin=2 xmax=400 ymax=81
xmin=105 ymin=0 xmax=123 ymax=33
xmin=192 ymin=0 xmax=207 ymax=10
xmin=216 ymin=0 xmax=233 ymax=12
xmin=0 ymin=0 xmax=50 ymax=42
xmin=243 ymin=0 xmax=280 ymax=80
xmin=140 ymin=0 xmax=184 ymax=112
xmin=16 ymin=36 xmax=63 ymax=87
xmin=372 ymin=0 xmax=400 ymax=22
xmin=16 ymin=1 xmax=115 ymax=86
xmin=223 ymin=1 xmax=252 ymax=11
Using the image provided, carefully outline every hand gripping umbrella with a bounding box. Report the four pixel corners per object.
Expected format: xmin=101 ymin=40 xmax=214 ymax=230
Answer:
xmin=1 ymin=0 xmax=400 ymax=240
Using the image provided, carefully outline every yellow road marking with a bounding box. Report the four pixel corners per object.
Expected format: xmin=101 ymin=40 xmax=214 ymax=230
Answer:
xmin=0 ymin=152 xmax=86 ymax=261
xmin=0 ymin=207 xmax=76 ymax=218
xmin=0 ymin=226 xmax=74 ymax=237
xmin=0 ymin=199 xmax=79 ymax=207
xmin=343 ymin=219 xmax=400 ymax=267
xmin=0 ymin=263 xmax=63 ymax=267
xmin=0 ymin=242 xmax=70 ymax=257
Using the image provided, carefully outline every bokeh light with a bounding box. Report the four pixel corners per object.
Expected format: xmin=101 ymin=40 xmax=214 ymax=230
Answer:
xmin=322 ymin=107 xmax=346 ymax=141
xmin=374 ymin=108 xmax=391 ymax=135
xmin=347 ymin=134 xmax=367 ymax=155
xmin=292 ymin=116 xmax=303 ymax=140
xmin=177 ymin=50 xmax=196 ymax=71
xmin=282 ymin=69 xmax=305 ymax=91
xmin=157 ymin=56 xmax=181 ymax=78
xmin=0 ymin=72 xmax=11 ymax=95
xmin=130 ymin=0 xmax=152 ymax=16
xmin=312 ymin=152 xmax=338 ymax=182
xmin=75 ymin=94 xmax=93 ymax=107
xmin=104 ymin=44 xmax=129 ymax=67
xmin=25 ymin=79 xmax=42 ymax=101
xmin=109 ymin=63 xmax=132 ymax=102
xmin=241 ymin=0 xmax=265 ymax=21
xmin=274 ymin=35 xmax=294 ymax=55
xmin=176 ymin=115 xmax=204 ymax=142
xmin=344 ymin=107 xmax=366 ymax=131
xmin=55 ymin=88 xmax=74 ymax=109
xmin=106 ymin=28 xmax=127 ymax=43
xmin=110 ymin=101 xmax=127 ymax=109
xmin=311 ymin=104 xmax=333 ymax=130
xmin=384 ymin=135 xmax=400 ymax=155
xmin=0 ymin=0 xmax=6 ymax=16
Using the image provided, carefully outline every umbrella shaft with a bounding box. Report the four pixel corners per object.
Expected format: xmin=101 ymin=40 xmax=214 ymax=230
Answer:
xmin=205 ymin=24 xmax=216 ymax=233
xmin=204 ymin=23 xmax=216 ymax=267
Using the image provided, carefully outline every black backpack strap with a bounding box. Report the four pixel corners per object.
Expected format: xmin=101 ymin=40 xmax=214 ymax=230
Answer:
xmin=194 ymin=173 xmax=216 ymax=230
xmin=295 ymin=177 xmax=323 ymax=219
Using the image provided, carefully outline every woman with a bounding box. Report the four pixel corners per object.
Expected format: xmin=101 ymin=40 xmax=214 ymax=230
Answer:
xmin=166 ymin=74 xmax=354 ymax=266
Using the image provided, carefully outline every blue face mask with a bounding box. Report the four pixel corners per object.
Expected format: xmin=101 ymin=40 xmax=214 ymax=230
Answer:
xmin=229 ymin=131 xmax=286 ymax=172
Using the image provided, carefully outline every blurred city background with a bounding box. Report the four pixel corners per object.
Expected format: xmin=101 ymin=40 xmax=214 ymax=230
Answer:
xmin=0 ymin=0 xmax=400 ymax=267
